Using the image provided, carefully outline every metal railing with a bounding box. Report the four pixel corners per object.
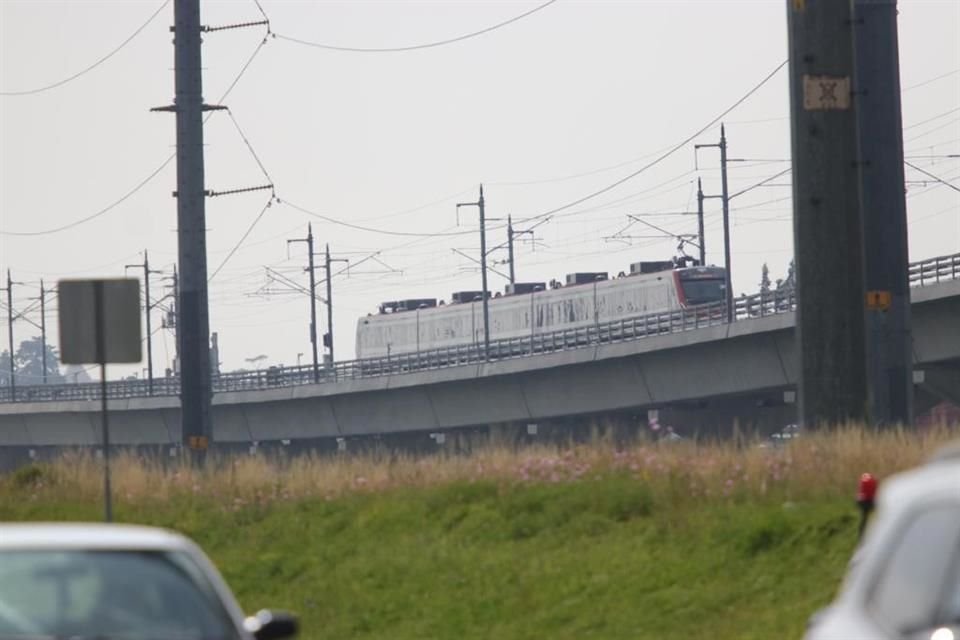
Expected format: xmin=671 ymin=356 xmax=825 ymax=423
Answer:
xmin=909 ymin=253 xmax=960 ymax=286
xmin=1 ymin=251 xmax=957 ymax=404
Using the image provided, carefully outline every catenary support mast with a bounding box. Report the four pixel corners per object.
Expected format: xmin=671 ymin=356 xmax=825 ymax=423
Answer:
xmin=853 ymin=0 xmax=913 ymax=426
xmin=786 ymin=0 xmax=868 ymax=427
xmin=172 ymin=0 xmax=212 ymax=458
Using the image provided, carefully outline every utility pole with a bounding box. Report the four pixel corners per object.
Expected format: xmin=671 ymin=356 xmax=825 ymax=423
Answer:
xmin=695 ymin=126 xmax=733 ymax=322
xmin=506 ymin=215 xmax=534 ymax=286
xmin=161 ymin=266 xmax=180 ymax=376
xmin=152 ymin=0 xmax=215 ymax=459
xmin=507 ymin=217 xmax=516 ymax=286
xmin=39 ymin=280 xmax=47 ymax=385
xmin=457 ymin=185 xmax=490 ymax=359
xmin=27 ymin=280 xmax=49 ymax=385
xmin=787 ymin=0 xmax=867 ymax=427
xmin=288 ymin=224 xmax=319 ymax=383
xmin=5 ymin=270 xmax=14 ymax=398
xmin=323 ymin=244 xmax=349 ymax=367
xmin=696 ymin=178 xmax=706 ymax=266
xmin=853 ymin=0 xmax=912 ymax=426
xmin=126 ymin=251 xmax=160 ymax=395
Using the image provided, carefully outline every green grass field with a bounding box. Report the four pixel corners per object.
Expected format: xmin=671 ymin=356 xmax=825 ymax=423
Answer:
xmin=2 ymin=426 xmax=952 ymax=639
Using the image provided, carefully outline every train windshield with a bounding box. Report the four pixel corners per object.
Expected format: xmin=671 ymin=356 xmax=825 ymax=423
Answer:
xmin=681 ymin=277 xmax=725 ymax=305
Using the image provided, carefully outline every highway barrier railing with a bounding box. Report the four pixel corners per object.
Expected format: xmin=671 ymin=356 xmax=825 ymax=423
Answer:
xmin=909 ymin=253 xmax=960 ymax=286
xmin=1 ymin=250 xmax=957 ymax=404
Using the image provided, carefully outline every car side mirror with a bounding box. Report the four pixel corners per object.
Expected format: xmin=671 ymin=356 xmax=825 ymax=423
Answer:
xmin=244 ymin=609 xmax=299 ymax=639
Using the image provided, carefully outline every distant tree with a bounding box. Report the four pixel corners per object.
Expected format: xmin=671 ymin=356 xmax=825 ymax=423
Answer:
xmin=775 ymin=259 xmax=797 ymax=311
xmin=760 ymin=263 xmax=772 ymax=295
xmin=782 ymin=259 xmax=796 ymax=290
xmin=0 ymin=351 xmax=9 ymax=387
xmin=14 ymin=336 xmax=65 ymax=385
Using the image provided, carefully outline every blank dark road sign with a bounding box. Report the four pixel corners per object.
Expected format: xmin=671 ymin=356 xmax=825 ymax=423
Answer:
xmin=59 ymin=279 xmax=142 ymax=365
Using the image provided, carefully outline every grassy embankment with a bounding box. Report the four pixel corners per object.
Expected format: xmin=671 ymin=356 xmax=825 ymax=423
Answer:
xmin=1 ymin=425 xmax=955 ymax=639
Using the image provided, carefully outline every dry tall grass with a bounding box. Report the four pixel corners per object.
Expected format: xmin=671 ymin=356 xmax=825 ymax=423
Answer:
xmin=5 ymin=423 xmax=958 ymax=508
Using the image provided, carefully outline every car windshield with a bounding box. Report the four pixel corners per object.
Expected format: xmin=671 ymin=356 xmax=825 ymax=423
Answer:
xmin=681 ymin=278 xmax=725 ymax=305
xmin=0 ymin=549 xmax=239 ymax=640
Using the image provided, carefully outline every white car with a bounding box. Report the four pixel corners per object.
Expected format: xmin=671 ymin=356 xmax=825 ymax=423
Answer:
xmin=805 ymin=444 xmax=960 ymax=640
xmin=0 ymin=523 xmax=298 ymax=640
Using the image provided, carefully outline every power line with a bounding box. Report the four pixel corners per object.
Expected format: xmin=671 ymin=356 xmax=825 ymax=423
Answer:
xmin=903 ymin=106 xmax=960 ymax=131
xmin=209 ymin=195 xmax=276 ymax=283
xmin=523 ymin=59 xmax=789 ymax=224
xmin=9 ymin=252 xmax=146 ymax=277
xmin=901 ymin=68 xmax=960 ymax=92
xmin=728 ymin=167 xmax=792 ymax=200
xmin=215 ymin=34 xmax=270 ymax=106
xmin=352 ymin=187 xmax=475 ymax=223
xmin=279 ymin=199 xmax=502 ymax=238
xmin=0 ymin=0 xmax=170 ymax=96
xmin=906 ymin=137 xmax=960 ymax=154
xmin=905 ymin=162 xmax=960 ymax=194
xmin=0 ymin=29 xmax=269 ymax=238
xmin=732 ymin=196 xmax=792 ymax=211
xmin=904 ymin=116 xmax=960 ymax=145
xmin=227 ymin=109 xmax=273 ymax=185
xmin=0 ymin=156 xmax=174 ymax=237
xmin=252 ymin=0 xmax=270 ymax=24
xmin=487 ymin=142 xmax=687 ymax=188
xmin=543 ymin=170 xmax=697 ymax=222
xmin=273 ymin=0 xmax=557 ymax=53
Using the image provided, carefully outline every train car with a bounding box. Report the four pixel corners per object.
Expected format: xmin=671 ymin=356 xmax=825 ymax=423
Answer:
xmin=355 ymin=260 xmax=726 ymax=360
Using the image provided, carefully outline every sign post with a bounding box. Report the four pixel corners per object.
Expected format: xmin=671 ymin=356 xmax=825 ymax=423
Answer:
xmin=59 ymin=279 xmax=141 ymax=523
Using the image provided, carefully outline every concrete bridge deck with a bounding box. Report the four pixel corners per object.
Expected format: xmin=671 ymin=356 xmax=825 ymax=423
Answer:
xmin=0 ymin=275 xmax=956 ymax=462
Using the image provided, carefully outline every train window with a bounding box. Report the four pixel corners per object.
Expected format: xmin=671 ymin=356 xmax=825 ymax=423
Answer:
xmin=681 ymin=278 xmax=725 ymax=305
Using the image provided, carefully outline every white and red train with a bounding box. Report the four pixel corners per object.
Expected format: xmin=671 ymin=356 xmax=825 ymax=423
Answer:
xmin=355 ymin=259 xmax=726 ymax=359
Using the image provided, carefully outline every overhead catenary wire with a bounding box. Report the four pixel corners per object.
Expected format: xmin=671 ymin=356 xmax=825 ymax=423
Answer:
xmin=0 ymin=0 xmax=170 ymax=96
xmin=901 ymin=68 xmax=960 ymax=92
xmin=903 ymin=106 xmax=960 ymax=131
xmin=522 ymin=59 xmax=789 ymax=224
xmin=352 ymin=187 xmax=476 ymax=223
xmin=278 ymin=199 xmax=505 ymax=238
xmin=209 ymin=194 xmax=276 ymax=283
xmin=729 ymin=167 xmax=793 ymax=199
xmin=904 ymin=162 xmax=960 ymax=194
xmin=273 ymin=0 xmax=557 ymax=53
xmin=904 ymin=116 xmax=960 ymax=145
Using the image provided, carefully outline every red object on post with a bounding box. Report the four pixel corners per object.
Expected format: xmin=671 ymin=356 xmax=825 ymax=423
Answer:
xmin=857 ymin=473 xmax=878 ymax=503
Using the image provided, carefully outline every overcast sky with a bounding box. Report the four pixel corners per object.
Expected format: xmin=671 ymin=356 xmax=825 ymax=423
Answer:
xmin=1 ymin=0 xmax=958 ymax=380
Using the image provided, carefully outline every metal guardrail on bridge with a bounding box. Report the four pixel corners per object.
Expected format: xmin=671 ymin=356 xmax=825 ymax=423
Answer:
xmin=2 ymin=251 xmax=957 ymax=404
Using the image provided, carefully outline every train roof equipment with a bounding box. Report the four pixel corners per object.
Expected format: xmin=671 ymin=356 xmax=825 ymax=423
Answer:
xmin=378 ymin=298 xmax=437 ymax=314
xmin=630 ymin=260 xmax=675 ymax=275
xmin=565 ymin=272 xmax=609 ymax=286
xmin=504 ymin=282 xmax=547 ymax=296
xmin=450 ymin=291 xmax=488 ymax=304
